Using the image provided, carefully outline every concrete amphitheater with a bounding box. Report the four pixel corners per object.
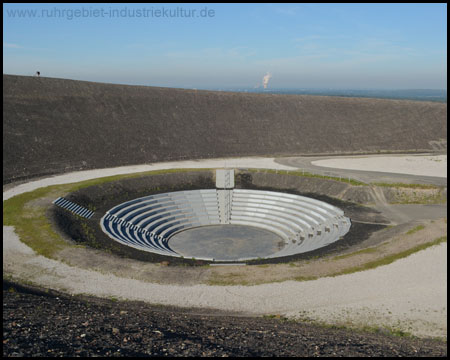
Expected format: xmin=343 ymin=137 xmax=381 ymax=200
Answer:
xmin=3 ymin=74 xmax=447 ymax=350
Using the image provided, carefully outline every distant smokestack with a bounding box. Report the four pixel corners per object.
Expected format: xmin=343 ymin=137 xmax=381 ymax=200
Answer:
xmin=262 ymin=72 xmax=272 ymax=89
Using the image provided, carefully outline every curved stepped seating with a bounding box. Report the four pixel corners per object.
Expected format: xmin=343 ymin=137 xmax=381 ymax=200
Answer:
xmin=229 ymin=189 xmax=350 ymax=257
xmin=101 ymin=190 xmax=221 ymax=256
xmin=100 ymin=188 xmax=351 ymax=260
xmin=233 ymin=189 xmax=337 ymax=221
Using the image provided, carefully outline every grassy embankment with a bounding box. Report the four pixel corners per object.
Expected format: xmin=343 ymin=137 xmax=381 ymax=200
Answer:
xmin=3 ymin=168 xmax=211 ymax=258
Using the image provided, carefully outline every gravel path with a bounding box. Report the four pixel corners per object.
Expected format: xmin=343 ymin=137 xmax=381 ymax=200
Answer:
xmin=4 ymin=224 xmax=446 ymax=339
xmin=3 ymin=156 xmax=448 ymax=355
xmin=312 ymin=155 xmax=447 ymax=178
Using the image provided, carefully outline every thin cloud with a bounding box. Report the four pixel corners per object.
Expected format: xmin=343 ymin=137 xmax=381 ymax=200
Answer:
xmin=293 ymin=34 xmax=351 ymax=43
xmin=3 ymin=42 xmax=22 ymax=49
xmin=275 ymin=8 xmax=296 ymax=16
xmin=165 ymin=46 xmax=257 ymax=60
xmin=291 ymin=35 xmax=419 ymax=61
xmin=270 ymin=4 xmax=303 ymax=16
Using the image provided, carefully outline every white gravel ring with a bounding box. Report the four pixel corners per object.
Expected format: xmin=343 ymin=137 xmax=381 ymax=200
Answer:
xmin=3 ymin=156 xmax=447 ymax=339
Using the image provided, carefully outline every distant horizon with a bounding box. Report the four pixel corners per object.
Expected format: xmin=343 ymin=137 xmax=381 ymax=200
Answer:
xmin=3 ymin=72 xmax=447 ymax=92
xmin=4 ymin=72 xmax=446 ymax=103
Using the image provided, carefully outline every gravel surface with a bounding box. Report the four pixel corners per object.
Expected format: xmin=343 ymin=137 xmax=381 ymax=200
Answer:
xmin=312 ymin=155 xmax=447 ymax=178
xmin=4 ymin=223 xmax=447 ymax=339
xmin=3 ymin=157 xmax=448 ymax=356
xmin=3 ymin=282 xmax=447 ymax=357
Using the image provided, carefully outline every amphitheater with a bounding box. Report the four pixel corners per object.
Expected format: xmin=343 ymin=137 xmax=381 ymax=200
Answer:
xmin=97 ymin=185 xmax=351 ymax=261
xmin=3 ymin=74 xmax=447 ymax=346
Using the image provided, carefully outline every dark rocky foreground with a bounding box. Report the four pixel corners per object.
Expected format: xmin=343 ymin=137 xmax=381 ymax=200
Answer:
xmin=3 ymin=281 xmax=446 ymax=357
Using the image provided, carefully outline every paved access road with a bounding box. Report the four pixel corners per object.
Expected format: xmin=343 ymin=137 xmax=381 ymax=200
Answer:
xmin=276 ymin=154 xmax=447 ymax=225
xmin=275 ymin=154 xmax=447 ymax=186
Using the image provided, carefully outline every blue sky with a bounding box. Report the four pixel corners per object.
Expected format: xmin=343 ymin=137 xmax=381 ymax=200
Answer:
xmin=3 ymin=3 xmax=447 ymax=89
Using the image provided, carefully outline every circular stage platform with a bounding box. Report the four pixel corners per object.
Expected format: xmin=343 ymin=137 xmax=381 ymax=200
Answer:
xmin=169 ymin=224 xmax=284 ymax=261
xmin=100 ymin=189 xmax=351 ymax=261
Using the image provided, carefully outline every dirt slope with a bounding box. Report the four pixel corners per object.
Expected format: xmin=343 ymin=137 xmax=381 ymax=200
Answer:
xmin=3 ymin=75 xmax=446 ymax=183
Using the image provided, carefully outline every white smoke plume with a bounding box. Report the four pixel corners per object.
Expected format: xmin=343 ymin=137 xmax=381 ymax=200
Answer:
xmin=262 ymin=72 xmax=272 ymax=89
